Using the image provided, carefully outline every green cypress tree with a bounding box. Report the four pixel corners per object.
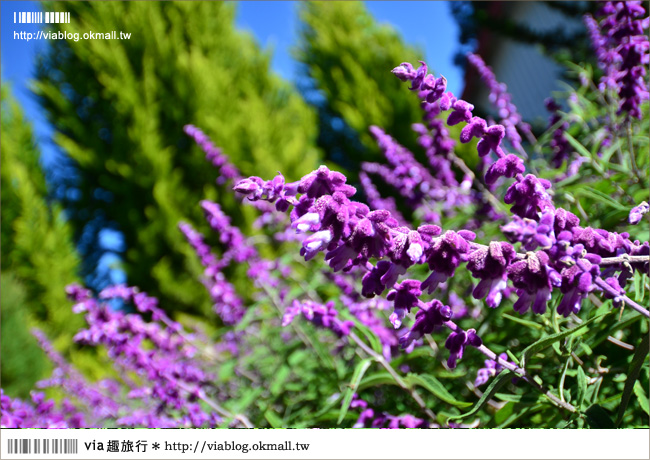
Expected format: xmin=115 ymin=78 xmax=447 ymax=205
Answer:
xmin=294 ymin=1 xmax=424 ymax=175
xmin=34 ymin=2 xmax=320 ymax=317
xmin=1 ymin=86 xmax=83 ymax=396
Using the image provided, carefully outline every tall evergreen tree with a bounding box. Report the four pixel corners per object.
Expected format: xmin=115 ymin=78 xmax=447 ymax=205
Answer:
xmin=1 ymin=86 xmax=83 ymax=396
xmin=294 ymin=1 xmax=424 ymax=175
xmin=35 ymin=2 xmax=320 ymax=316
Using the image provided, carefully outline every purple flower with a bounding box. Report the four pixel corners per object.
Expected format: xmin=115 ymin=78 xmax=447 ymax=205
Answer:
xmin=474 ymin=353 xmax=509 ymax=387
xmin=485 ymin=154 xmax=525 ymax=185
xmin=476 ymin=125 xmax=506 ymax=158
xmin=629 ymin=201 xmax=649 ymax=225
xmin=184 ymin=125 xmax=240 ymax=184
xmin=445 ymin=328 xmax=482 ymax=369
xmin=501 ymin=209 xmax=556 ymax=251
xmin=466 ymin=241 xmax=517 ymax=308
xmin=447 ymin=99 xmax=475 ymax=126
xmin=391 ymin=62 xmax=416 ymax=82
xmin=508 ymin=251 xmax=561 ymax=315
xmin=386 ymin=279 xmax=422 ymax=328
xmin=557 ymin=246 xmax=601 ymax=317
xmin=399 ymin=300 xmax=452 ymax=348
xmin=298 ymin=165 xmax=356 ymax=199
xmin=421 ymin=230 xmax=476 ymax=294
xmin=586 ymin=2 xmax=650 ymax=119
xmin=504 ymin=174 xmax=554 ymax=219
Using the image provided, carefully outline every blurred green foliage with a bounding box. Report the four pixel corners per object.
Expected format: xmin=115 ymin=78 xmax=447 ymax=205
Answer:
xmin=34 ymin=1 xmax=321 ymax=317
xmin=295 ymin=1 xmax=424 ymax=175
xmin=0 ymin=86 xmax=83 ymax=396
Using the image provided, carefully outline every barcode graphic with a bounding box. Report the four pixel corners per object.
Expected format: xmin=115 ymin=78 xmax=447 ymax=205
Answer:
xmin=7 ymin=439 xmax=78 ymax=455
xmin=13 ymin=12 xmax=70 ymax=23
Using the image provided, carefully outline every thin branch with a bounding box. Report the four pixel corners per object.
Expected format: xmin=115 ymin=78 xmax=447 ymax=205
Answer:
xmin=595 ymin=277 xmax=650 ymax=318
xmin=348 ymin=331 xmax=437 ymax=422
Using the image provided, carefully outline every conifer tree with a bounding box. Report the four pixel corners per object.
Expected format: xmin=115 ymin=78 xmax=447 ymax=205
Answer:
xmin=1 ymin=86 xmax=83 ymax=395
xmin=295 ymin=1 xmax=424 ymax=174
xmin=35 ymin=2 xmax=320 ymax=316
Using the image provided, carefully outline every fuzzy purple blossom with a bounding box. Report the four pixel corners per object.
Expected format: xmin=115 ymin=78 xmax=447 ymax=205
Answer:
xmin=629 ymin=201 xmax=649 ymax=225
xmin=399 ymin=299 xmax=452 ymax=349
xmin=445 ymin=328 xmax=482 ymax=369
xmin=467 ymin=241 xmax=517 ymax=308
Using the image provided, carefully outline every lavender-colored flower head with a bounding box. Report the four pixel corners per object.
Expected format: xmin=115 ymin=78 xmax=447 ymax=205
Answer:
xmin=629 ymin=201 xmax=649 ymax=225
xmin=508 ymin=251 xmax=561 ymax=315
xmin=386 ymin=279 xmax=422 ymax=328
xmin=421 ymin=230 xmax=476 ymax=294
xmin=445 ymin=328 xmax=482 ymax=369
xmin=399 ymin=299 xmax=452 ymax=349
xmin=557 ymin=245 xmax=601 ymax=317
xmin=467 ymin=241 xmax=517 ymax=308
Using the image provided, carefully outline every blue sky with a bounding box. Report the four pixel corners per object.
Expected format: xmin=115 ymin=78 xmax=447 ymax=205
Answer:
xmin=1 ymin=1 xmax=463 ymax=286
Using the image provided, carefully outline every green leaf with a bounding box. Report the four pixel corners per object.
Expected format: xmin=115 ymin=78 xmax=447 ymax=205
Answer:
xmin=494 ymin=401 xmax=514 ymax=426
xmin=577 ymin=187 xmax=628 ymax=211
xmin=563 ymin=131 xmax=592 ymax=159
xmin=264 ymin=409 xmax=283 ymax=428
xmin=585 ymin=404 xmax=615 ymax=429
xmin=502 ymin=313 xmax=544 ymax=330
xmin=357 ymin=372 xmax=400 ymax=390
xmin=520 ymin=312 xmax=609 ymax=369
xmin=270 ymin=365 xmax=291 ymax=396
xmin=338 ymin=358 xmax=372 ymax=425
xmin=633 ymin=381 xmax=650 ymax=416
xmin=576 ymin=366 xmax=587 ymax=411
xmin=448 ymin=371 xmax=512 ymax=422
xmin=353 ymin=321 xmax=383 ymax=355
xmin=405 ymin=373 xmax=472 ymax=408
xmin=616 ymin=334 xmax=650 ymax=427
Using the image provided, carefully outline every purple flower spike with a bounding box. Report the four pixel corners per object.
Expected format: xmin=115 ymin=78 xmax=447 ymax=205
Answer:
xmin=399 ymin=300 xmax=452 ymax=348
xmin=282 ymin=300 xmax=354 ymax=338
xmin=387 ymin=280 xmax=422 ymax=328
xmin=445 ymin=328 xmax=482 ymax=369
xmin=298 ymin=165 xmax=356 ymax=199
xmin=629 ymin=201 xmax=649 ymax=225
xmin=410 ymin=61 xmax=428 ymax=91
